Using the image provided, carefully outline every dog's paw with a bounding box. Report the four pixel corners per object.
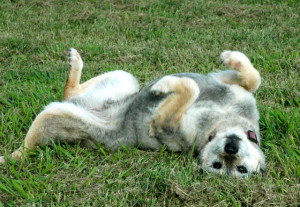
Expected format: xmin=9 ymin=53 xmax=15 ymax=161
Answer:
xmin=68 ymin=48 xmax=83 ymax=71
xmin=149 ymin=119 xmax=165 ymax=137
xmin=150 ymin=76 xmax=180 ymax=95
xmin=221 ymin=50 xmax=252 ymax=72
xmin=149 ymin=118 xmax=177 ymax=137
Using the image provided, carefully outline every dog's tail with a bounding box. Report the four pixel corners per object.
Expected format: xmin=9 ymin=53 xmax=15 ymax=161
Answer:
xmin=220 ymin=51 xmax=261 ymax=92
xmin=63 ymin=48 xmax=84 ymax=100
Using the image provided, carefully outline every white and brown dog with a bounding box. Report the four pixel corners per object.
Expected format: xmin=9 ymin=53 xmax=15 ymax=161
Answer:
xmin=0 ymin=49 xmax=265 ymax=177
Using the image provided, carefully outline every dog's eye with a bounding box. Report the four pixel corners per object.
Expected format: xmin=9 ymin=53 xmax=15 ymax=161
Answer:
xmin=237 ymin=166 xmax=248 ymax=174
xmin=212 ymin=162 xmax=222 ymax=169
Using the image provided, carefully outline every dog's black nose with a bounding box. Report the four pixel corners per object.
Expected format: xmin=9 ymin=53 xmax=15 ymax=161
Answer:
xmin=225 ymin=143 xmax=238 ymax=154
xmin=224 ymin=135 xmax=240 ymax=154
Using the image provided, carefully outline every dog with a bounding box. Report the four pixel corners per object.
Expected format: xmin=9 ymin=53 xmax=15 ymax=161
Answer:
xmin=0 ymin=49 xmax=266 ymax=177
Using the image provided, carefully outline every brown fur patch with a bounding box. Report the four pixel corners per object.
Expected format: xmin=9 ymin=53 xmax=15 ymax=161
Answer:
xmin=220 ymin=154 xmax=241 ymax=168
xmin=238 ymin=70 xmax=261 ymax=92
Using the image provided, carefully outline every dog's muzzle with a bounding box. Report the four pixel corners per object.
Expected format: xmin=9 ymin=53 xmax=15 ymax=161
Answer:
xmin=224 ymin=135 xmax=240 ymax=154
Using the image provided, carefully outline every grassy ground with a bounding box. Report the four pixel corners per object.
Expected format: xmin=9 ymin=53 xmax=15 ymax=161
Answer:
xmin=0 ymin=0 xmax=299 ymax=206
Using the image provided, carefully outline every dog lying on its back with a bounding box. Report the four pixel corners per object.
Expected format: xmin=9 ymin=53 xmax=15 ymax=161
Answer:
xmin=0 ymin=49 xmax=266 ymax=177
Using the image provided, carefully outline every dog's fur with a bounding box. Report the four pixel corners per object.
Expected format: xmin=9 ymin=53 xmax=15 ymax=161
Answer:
xmin=0 ymin=49 xmax=266 ymax=177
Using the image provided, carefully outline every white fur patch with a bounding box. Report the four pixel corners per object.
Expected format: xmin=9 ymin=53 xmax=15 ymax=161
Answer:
xmin=69 ymin=48 xmax=83 ymax=71
xmin=70 ymin=70 xmax=139 ymax=110
xmin=44 ymin=102 xmax=119 ymax=131
xmin=150 ymin=76 xmax=180 ymax=94
xmin=221 ymin=50 xmax=251 ymax=68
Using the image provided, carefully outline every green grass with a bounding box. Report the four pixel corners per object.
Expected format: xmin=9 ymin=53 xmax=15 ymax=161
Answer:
xmin=0 ymin=0 xmax=299 ymax=206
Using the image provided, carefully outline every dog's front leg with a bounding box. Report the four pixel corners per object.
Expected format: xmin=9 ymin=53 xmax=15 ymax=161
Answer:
xmin=212 ymin=50 xmax=261 ymax=93
xmin=149 ymin=76 xmax=199 ymax=137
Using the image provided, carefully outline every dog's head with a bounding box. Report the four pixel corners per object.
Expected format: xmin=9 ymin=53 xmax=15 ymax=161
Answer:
xmin=198 ymin=129 xmax=266 ymax=178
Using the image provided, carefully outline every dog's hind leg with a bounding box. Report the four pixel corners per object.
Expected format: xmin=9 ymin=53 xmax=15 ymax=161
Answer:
xmin=0 ymin=102 xmax=111 ymax=164
xmin=63 ymin=48 xmax=139 ymax=104
xmin=63 ymin=48 xmax=121 ymax=100
xmin=63 ymin=48 xmax=84 ymax=100
xmin=211 ymin=51 xmax=261 ymax=93
xmin=149 ymin=76 xmax=199 ymax=136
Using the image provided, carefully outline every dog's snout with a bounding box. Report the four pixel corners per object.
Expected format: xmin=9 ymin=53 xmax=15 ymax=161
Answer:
xmin=224 ymin=135 xmax=240 ymax=154
xmin=225 ymin=142 xmax=238 ymax=154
